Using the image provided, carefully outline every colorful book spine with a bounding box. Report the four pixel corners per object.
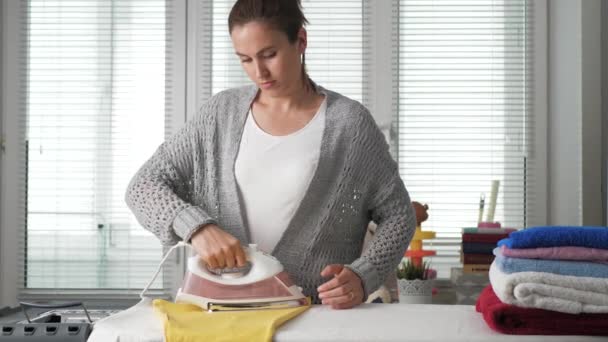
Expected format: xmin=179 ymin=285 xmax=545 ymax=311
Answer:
xmin=460 ymin=253 xmax=495 ymax=264
xmin=462 ymin=227 xmax=517 ymax=234
xmin=462 ymin=233 xmax=510 ymax=243
xmin=461 ymin=242 xmax=496 ymax=254
xmin=462 ymin=264 xmax=491 ymax=274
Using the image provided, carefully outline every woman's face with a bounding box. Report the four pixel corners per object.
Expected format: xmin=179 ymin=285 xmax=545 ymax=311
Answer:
xmin=231 ymin=21 xmax=306 ymax=96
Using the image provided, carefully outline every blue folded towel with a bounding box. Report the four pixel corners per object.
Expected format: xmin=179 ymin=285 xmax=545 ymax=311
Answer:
xmin=497 ymin=226 xmax=608 ymax=249
xmin=493 ymin=248 xmax=608 ymax=278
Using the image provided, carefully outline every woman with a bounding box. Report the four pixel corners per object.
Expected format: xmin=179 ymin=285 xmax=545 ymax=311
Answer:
xmin=126 ymin=0 xmax=415 ymax=309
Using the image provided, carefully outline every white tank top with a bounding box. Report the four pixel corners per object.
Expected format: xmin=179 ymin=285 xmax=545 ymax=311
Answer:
xmin=235 ymin=97 xmax=327 ymax=253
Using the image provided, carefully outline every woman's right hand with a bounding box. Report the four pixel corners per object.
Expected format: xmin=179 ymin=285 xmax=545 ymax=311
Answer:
xmin=190 ymin=224 xmax=247 ymax=269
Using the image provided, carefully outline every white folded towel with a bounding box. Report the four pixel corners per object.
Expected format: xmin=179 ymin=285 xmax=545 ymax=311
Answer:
xmin=489 ymin=261 xmax=608 ymax=314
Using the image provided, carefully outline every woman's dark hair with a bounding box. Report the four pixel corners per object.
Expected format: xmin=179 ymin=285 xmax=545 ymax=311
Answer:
xmin=228 ymin=0 xmax=311 ymax=86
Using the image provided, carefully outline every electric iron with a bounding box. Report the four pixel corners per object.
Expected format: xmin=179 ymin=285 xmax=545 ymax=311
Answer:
xmin=175 ymin=244 xmax=308 ymax=312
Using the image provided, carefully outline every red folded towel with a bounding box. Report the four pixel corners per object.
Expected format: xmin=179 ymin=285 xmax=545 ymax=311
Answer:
xmin=475 ymin=285 xmax=608 ymax=335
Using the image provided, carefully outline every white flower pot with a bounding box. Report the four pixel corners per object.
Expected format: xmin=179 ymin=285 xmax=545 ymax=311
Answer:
xmin=397 ymin=278 xmax=433 ymax=304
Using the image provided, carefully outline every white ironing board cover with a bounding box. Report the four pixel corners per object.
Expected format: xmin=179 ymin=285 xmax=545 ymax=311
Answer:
xmin=89 ymin=302 xmax=606 ymax=342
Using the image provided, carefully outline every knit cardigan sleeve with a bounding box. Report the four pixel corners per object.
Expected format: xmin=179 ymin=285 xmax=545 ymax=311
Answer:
xmin=346 ymin=108 xmax=417 ymax=297
xmin=125 ymin=99 xmax=218 ymax=246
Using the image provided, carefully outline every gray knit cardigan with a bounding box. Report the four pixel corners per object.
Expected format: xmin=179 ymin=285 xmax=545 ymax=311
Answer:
xmin=125 ymin=83 xmax=416 ymax=302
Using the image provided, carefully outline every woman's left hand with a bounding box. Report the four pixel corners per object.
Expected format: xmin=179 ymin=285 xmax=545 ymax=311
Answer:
xmin=317 ymin=264 xmax=364 ymax=309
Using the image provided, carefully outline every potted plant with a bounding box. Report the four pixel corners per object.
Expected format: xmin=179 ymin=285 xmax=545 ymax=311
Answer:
xmin=396 ymin=259 xmax=434 ymax=304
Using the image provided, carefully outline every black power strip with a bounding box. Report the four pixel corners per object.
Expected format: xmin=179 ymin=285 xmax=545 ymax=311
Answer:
xmin=0 ymin=323 xmax=91 ymax=341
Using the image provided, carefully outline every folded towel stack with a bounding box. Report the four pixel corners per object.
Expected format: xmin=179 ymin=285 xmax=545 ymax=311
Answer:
xmin=475 ymin=226 xmax=608 ymax=335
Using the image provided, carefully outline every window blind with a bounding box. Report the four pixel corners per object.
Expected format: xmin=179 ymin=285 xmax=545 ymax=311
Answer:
xmin=397 ymin=0 xmax=535 ymax=277
xmin=20 ymin=0 xmax=175 ymax=295
xmin=198 ymin=0 xmax=369 ymax=107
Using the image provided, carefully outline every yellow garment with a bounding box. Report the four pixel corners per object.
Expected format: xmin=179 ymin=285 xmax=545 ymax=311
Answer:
xmin=153 ymin=298 xmax=310 ymax=342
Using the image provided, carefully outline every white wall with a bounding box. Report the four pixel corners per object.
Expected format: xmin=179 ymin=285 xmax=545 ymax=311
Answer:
xmin=603 ymin=0 xmax=608 ymax=225
xmin=548 ymin=0 xmax=603 ymax=225
xmin=0 ymin=0 xmax=21 ymax=308
xmin=580 ymin=0 xmax=603 ymax=226
xmin=0 ymin=0 xmax=4 ymax=308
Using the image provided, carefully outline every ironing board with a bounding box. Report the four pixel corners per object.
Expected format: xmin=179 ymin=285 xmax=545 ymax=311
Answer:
xmin=89 ymin=303 xmax=606 ymax=342
xmin=276 ymin=304 xmax=606 ymax=341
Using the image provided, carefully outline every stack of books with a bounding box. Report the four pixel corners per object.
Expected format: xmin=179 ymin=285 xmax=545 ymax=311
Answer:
xmin=460 ymin=227 xmax=515 ymax=274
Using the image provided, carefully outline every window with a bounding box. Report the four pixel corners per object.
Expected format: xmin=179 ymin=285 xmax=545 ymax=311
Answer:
xmin=2 ymin=1 xmax=541 ymax=302
xmin=397 ymin=0 xmax=537 ymax=277
xmin=15 ymin=0 xmax=180 ymax=297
